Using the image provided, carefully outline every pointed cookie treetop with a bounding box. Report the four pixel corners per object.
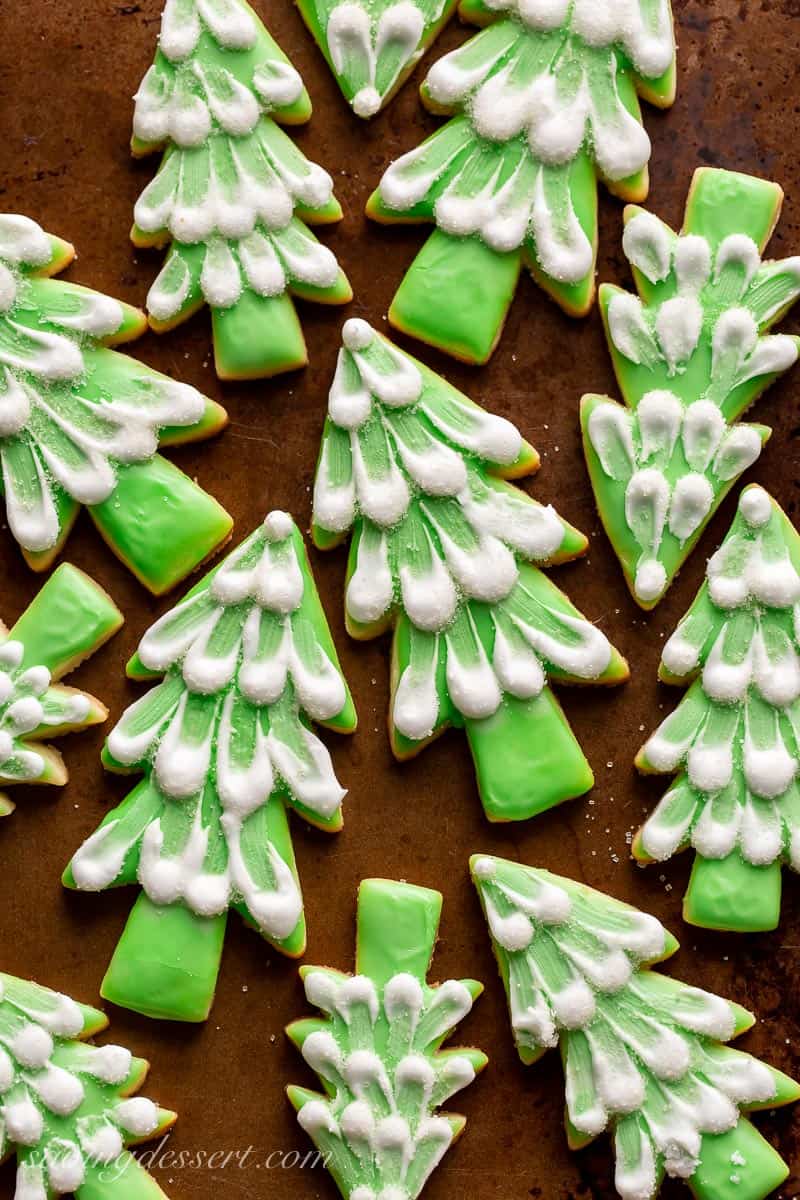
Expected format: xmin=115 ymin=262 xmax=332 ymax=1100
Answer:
xmin=582 ymin=168 xmax=800 ymax=608
xmin=472 ymin=854 xmax=800 ymax=1200
xmin=368 ymin=0 xmax=676 ymax=362
xmin=0 ymin=215 xmax=230 ymax=591
xmin=313 ymin=319 xmax=627 ymax=823
xmin=132 ymin=0 xmax=351 ymax=379
xmin=65 ymin=511 xmax=356 ymax=1023
xmin=0 ymin=971 xmax=175 ymax=1200
xmin=287 ymin=878 xmax=487 ymax=1200
xmin=635 ymin=485 xmax=800 ymax=932
xmin=297 ymin=0 xmax=458 ymax=118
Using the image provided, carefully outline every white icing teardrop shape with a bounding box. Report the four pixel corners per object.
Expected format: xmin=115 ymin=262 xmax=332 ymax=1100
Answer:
xmin=668 ymin=473 xmax=713 ymax=543
xmin=674 ymin=234 xmax=711 ymax=295
xmin=638 ymin=390 xmax=682 ymax=462
xmin=655 ymin=296 xmax=703 ymax=373
xmin=622 ymin=211 xmax=672 ymax=284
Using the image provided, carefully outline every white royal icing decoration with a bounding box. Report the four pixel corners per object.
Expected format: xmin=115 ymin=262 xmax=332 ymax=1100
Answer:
xmin=377 ymin=0 xmax=674 ymax=280
xmin=0 ymin=973 xmax=161 ymax=1200
xmin=313 ymin=320 xmax=613 ymax=742
xmin=70 ymin=513 xmax=349 ymax=943
xmin=295 ymin=967 xmax=478 ymax=1199
xmin=473 ymin=857 xmax=780 ymax=1200
xmin=640 ymin=487 xmax=800 ymax=868
xmin=588 ymin=210 xmax=800 ymax=603
xmin=0 ymin=214 xmax=208 ymax=553
xmin=133 ymin=0 xmax=343 ymax=321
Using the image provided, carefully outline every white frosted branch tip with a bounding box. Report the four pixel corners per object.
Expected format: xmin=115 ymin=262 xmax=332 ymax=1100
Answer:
xmin=472 ymin=856 xmax=496 ymax=880
xmin=11 ymin=1024 xmax=53 ymax=1068
xmin=634 ymin=559 xmax=667 ymax=603
xmin=342 ymin=318 xmax=374 ymax=351
xmin=115 ymin=1097 xmax=159 ymax=1136
xmin=297 ymin=1099 xmax=337 ymax=1134
xmin=353 ymin=87 xmax=381 ymax=117
xmin=739 ymin=488 xmax=771 ymax=528
xmin=263 ymin=510 xmax=294 ymax=541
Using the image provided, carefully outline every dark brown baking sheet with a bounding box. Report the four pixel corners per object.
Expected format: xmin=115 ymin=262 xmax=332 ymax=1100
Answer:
xmin=1 ymin=1 xmax=798 ymax=1196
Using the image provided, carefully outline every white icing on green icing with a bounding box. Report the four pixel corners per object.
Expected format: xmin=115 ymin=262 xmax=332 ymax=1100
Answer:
xmin=0 ymin=214 xmax=209 ymax=555
xmin=0 ymin=640 xmax=90 ymax=788
xmin=0 ymin=972 xmax=166 ymax=1199
xmin=376 ymin=0 xmax=675 ymax=284
xmin=638 ymin=487 xmax=800 ymax=871
xmin=306 ymin=0 xmax=452 ymax=118
xmin=69 ymin=512 xmax=352 ymax=944
xmin=473 ymin=856 xmax=791 ymax=1200
xmin=584 ymin=172 xmax=800 ymax=606
xmin=288 ymin=881 xmax=485 ymax=1200
xmin=133 ymin=0 xmax=345 ymax=329
xmin=314 ymin=320 xmax=614 ymax=745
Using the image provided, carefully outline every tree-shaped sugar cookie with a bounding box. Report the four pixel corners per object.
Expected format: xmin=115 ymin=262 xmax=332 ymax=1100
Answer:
xmin=287 ymin=878 xmax=486 ymax=1200
xmin=0 ymin=971 xmax=175 ymax=1199
xmin=297 ymin=0 xmax=458 ymax=118
xmin=0 ymin=214 xmax=231 ymax=594
xmin=472 ymin=854 xmax=800 ymax=1200
xmin=582 ymin=168 xmax=800 ymax=609
xmin=132 ymin=0 xmax=352 ymax=380
xmin=367 ymin=0 xmax=676 ymax=363
xmin=313 ymin=319 xmax=628 ymax=822
xmin=64 ymin=511 xmax=355 ymax=1023
xmin=0 ymin=565 xmax=122 ymax=818
xmin=635 ymin=486 xmax=800 ymax=932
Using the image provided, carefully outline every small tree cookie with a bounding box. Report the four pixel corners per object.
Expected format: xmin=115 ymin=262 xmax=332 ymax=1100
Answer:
xmin=0 ymin=971 xmax=175 ymax=1199
xmin=0 ymin=214 xmax=231 ymax=593
xmin=65 ymin=512 xmax=355 ymax=1024
xmin=582 ymin=168 xmax=800 ymax=608
xmin=0 ymin=565 xmax=122 ymax=818
xmin=287 ymin=877 xmax=487 ymax=1200
xmin=367 ymin=0 xmax=676 ymax=362
xmin=472 ymin=854 xmax=800 ymax=1200
xmin=313 ymin=319 xmax=628 ymax=823
xmin=132 ymin=0 xmax=352 ymax=380
xmin=297 ymin=0 xmax=458 ymax=118
xmin=635 ymin=486 xmax=800 ymax=932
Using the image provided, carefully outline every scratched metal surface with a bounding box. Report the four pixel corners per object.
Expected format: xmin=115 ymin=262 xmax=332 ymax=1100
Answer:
xmin=0 ymin=1 xmax=798 ymax=1197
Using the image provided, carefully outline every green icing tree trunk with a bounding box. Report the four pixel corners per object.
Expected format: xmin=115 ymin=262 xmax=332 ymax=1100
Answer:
xmin=212 ymin=291 xmax=307 ymax=380
xmin=355 ymin=877 xmax=442 ymax=984
xmin=684 ymin=854 xmax=783 ymax=934
xmin=465 ymin=691 xmax=593 ymax=821
xmin=390 ymin=230 xmax=521 ymax=364
xmin=90 ymin=456 xmax=232 ymax=595
xmin=102 ymin=893 xmax=228 ymax=1024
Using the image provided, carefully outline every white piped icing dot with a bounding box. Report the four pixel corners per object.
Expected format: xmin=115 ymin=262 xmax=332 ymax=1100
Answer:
xmin=635 ymin=558 xmax=667 ymax=603
xmin=472 ymin=856 xmax=496 ymax=880
xmin=0 ymin=641 xmax=24 ymax=669
xmin=492 ymin=910 xmax=534 ymax=952
xmin=115 ymin=1097 xmax=159 ymax=1135
xmin=353 ymin=87 xmax=381 ymax=118
xmin=297 ymin=1099 xmax=336 ymax=1134
xmin=342 ymin=318 xmax=374 ymax=351
xmin=739 ymin=487 xmax=772 ymax=529
xmin=263 ymin=510 xmax=294 ymax=542
xmin=11 ymin=1023 xmax=53 ymax=1068
xmin=87 ymin=1044 xmax=132 ymax=1084
xmin=7 ymin=696 xmax=44 ymax=733
xmin=3 ymin=1096 xmax=43 ymax=1144
xmin=48 ymin=995 xmax=85 ymax=1038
